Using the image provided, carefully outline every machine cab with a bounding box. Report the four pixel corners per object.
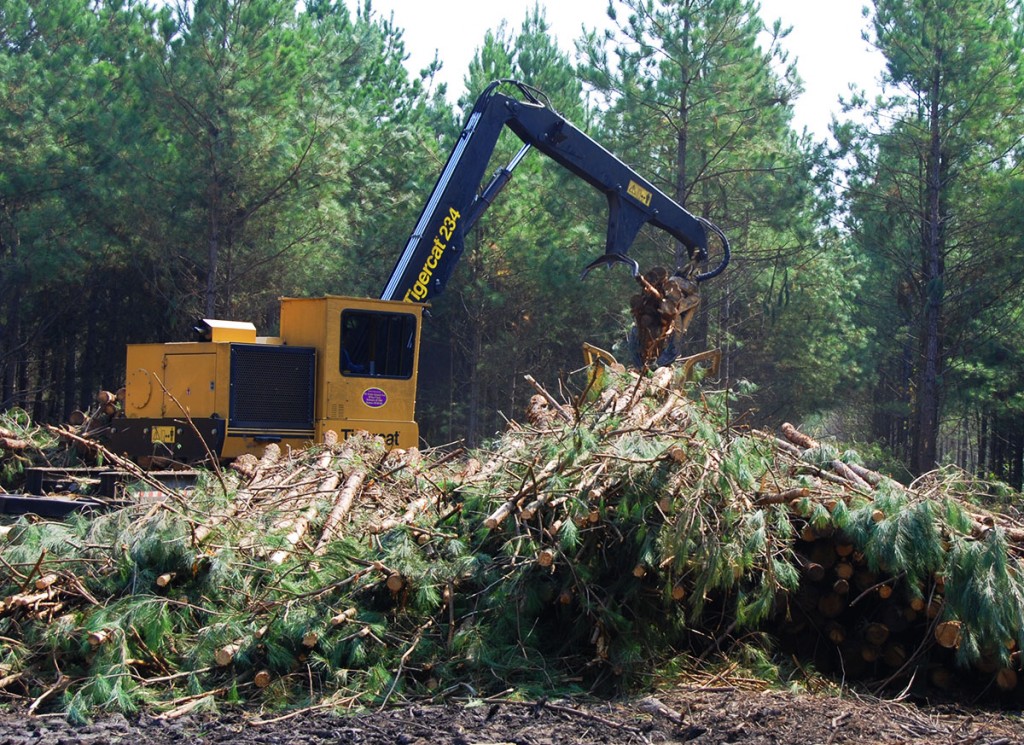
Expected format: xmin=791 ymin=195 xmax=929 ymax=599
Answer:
xmin=280 ymin=295 xmax=422 ymax=451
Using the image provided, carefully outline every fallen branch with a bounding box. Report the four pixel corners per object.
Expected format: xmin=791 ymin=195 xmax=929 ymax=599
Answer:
xmin=524 ymin=374 xmax=572 ymax=423
xmin=155 ymin=684 xmax=240 ymax=720
xmin=378 ymin=619 xmax=433 ymax=709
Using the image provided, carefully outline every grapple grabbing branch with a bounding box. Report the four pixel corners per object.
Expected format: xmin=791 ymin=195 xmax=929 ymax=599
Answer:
xmin=631 ymin=267 xmax=701 ymax=369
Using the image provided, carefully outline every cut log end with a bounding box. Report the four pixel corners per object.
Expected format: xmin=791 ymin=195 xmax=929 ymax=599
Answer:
xmin=87 ymin=629 xmax=112 ymax=648
xmin=96 ymin=390 xmax=117 ymax=406
xmin=385 ymin=572 xmax=406 ymax=593
xmin=34 ymin=574 xmax=59 ymax=591
xmin=818 ymin=592 xmax=846 ymax=619
xmin=996 ymin=667 xmax=1018 ymax=692
xmin=801 ymin=561 xmax=825 ymax=582
xmin=330 ymin=608 xmax=358 ymax=626
xmin=826 ymin=622 xmax=846 ymax=645
xmin=215 ymin=642 xmax=241 ymax=667
xmin=882 ymin=643 xmax=907 ymax=669
xmin=863 ymin=622 xmax=890 ymax=647
xmin=934 ymin=620 xmax=962 ymax=649
xmin=156 ymin=572 xmax=176 ymax=588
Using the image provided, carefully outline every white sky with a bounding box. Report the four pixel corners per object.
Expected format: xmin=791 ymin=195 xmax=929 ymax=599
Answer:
xmin=364 ymin=0 xmax=884 ymax=139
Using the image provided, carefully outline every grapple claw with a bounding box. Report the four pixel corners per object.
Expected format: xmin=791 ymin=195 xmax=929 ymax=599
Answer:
xmin=580 ymin=253 xmax=640 ymax=280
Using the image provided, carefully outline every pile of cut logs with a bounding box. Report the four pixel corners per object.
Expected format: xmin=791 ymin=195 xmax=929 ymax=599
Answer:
xmin=0 ymin=427 xmax=30 ymax=453
xmin=767 ymin=426 xmax=1024 ymax=695
xmin=3 ymin=363 xmax=1024 ymax=711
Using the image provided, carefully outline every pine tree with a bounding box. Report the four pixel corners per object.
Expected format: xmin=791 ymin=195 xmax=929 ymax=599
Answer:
xmin=838 ymin=0 xmax=1024 ymax=475
xmin=579 ymin=0 xmax=858 ymax=419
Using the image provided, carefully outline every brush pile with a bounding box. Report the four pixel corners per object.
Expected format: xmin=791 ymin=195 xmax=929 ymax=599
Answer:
xmin=0 ymin=410 xmax=75 ymax=491
xmin=1 ymin=365 xmax=1023 ymax=720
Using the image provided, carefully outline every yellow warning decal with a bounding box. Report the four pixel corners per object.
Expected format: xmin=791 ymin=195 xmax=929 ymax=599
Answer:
xmin=627 ymin=180 xmax=653 ymax=207
xmin=151 ymin=425 xmax=176 ymax=444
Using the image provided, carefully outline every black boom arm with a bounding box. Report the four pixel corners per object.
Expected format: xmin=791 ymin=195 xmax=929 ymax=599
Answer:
xmin=380 ymin=80 xmax=728 ymax=303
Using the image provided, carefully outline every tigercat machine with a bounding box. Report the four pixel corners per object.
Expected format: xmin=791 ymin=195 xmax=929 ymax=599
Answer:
xmin=104 ymin=80 xmax=728 ymax=464
xmin=109 ymin=297 xmax=423 ymax=462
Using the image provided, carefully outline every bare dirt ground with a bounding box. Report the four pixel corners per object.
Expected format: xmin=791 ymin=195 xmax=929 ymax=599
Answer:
xmin=0 ymin=689 xmax=1020 ymax=745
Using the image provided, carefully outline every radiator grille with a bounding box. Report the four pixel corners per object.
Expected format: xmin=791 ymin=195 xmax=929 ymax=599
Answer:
xmin=229 ymin=345 xmax=315 ymax=433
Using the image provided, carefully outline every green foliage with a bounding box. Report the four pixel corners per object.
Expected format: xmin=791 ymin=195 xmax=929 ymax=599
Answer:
xmin=945 ymin=532 xmax=1024 ymax=663
xmin=838 ymin=0 xmax=1024 ymax=474
xmin=856 ymin=495 xmax=945 ymax=585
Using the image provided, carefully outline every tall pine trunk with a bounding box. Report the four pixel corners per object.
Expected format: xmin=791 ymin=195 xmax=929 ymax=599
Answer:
xmin=977 ymin=409 xmax=988 ymax=477
xmin=1 ymin=286 xmax=21 ymax=408
xmin=1011 ymin=425 xmax=1023 ymax=491
xmin=676 ymin=11 xmax=708 ymax=353
xmin=911 ymin=68 xmax=945 ymax=476
xmin=466 ymin=321 xmax=482 ymax=448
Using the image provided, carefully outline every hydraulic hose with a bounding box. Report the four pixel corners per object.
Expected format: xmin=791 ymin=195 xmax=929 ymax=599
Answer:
xmin=694 ymin=217 xmax=731 ymax=282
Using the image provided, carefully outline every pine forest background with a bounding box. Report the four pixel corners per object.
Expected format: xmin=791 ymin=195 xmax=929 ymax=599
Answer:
xmin=1 ymin=0 xmax=1022 ymax=487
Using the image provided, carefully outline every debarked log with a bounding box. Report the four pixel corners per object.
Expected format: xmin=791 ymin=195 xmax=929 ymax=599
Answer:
xmin=313 ymin=470 xmax=364 ymax=555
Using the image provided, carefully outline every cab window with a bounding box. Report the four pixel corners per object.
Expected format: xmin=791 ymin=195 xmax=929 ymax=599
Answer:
xmin=340 ymin=310 xmax=417 ymax=379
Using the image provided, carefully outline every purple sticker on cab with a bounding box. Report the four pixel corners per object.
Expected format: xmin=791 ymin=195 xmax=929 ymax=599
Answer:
xmin=362 ymin=388 xmax=387 ymax=408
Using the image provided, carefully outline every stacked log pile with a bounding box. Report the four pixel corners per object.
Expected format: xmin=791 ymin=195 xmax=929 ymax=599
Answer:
xmin=768 ymin=432 xmax=1024 ymax=696
xmin=1 ymin=365 xmax=1023 ymax=718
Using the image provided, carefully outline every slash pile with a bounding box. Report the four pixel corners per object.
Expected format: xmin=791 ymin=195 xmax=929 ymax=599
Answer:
xmin=1 ymin=365 xmax=1023 ymax=720
xmin=0 ymin=411 xmax=72 ymax=489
